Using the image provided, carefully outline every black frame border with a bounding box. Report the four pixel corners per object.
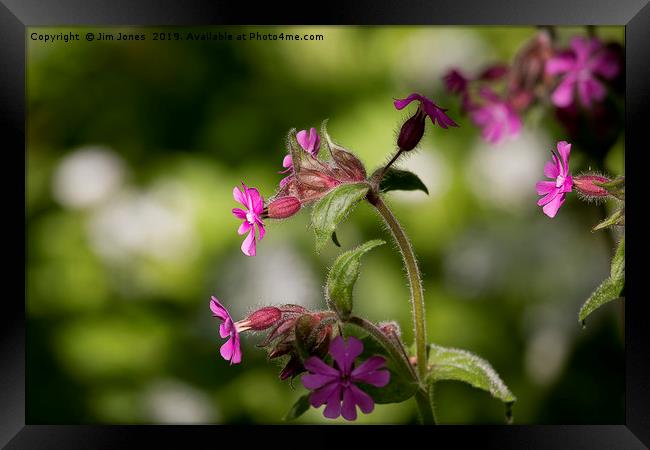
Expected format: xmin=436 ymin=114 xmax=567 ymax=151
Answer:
xmin=2 ymin=1 xmax=648 ymax=448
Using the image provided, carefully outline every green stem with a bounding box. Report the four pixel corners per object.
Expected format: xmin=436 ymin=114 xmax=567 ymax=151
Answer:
xmin=370 ymin=195 xmax=435 ymax=424
xmin=372 ymin=196 xmax=428 ymax=381
xmin=415 ymin=389 xmax=435 ymax=425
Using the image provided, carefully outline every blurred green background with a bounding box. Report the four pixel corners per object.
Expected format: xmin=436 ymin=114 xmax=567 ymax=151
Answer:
xmin=27 ymin=26 xmax=625 ymax=424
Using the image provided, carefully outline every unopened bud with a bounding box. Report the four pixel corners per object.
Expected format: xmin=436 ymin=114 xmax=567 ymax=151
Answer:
xmin=573 ymin=174 xmax=611 ymax=198
xmin=378 ymin=321 xmax=402 ymax=338
xmin=237 ymin=306 xmax=281 ymax=332
xmin=266 ymin=196 xmax=301 ymax=219
xmin=279 ymin=354 xmax=304 ymax=380
xmin=397 ymin=109 xmax=426 ymax=151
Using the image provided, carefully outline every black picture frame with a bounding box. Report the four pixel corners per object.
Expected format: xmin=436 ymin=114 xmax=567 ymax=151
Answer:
xmin=2 ymin=1 xmax=648 ymax=448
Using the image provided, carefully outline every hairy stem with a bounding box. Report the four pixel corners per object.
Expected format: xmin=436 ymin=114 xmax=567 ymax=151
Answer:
xmin=415 ymin=388 xmax=436 ymax=425
xmin=371 ymin=196 xmax=428 ymax=382
xmin=348 ymin=315 xmax=416 ymax=381
xmin=374 ymin=149 xmax=404 ymax=184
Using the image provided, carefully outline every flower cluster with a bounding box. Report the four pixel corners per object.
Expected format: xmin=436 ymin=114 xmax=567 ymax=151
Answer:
xmin=209 ymin=296 xmax=391 ymax=421
xmin=443 ymin=30 xmax=621 ymax=145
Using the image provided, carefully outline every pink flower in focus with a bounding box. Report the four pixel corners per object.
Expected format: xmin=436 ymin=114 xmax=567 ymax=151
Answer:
xmin=232 ymin=182 xmax=265 ymax=256
xmin=301 ymin=336 xmax=390 ymax=421
xmin=546 ymin=36 xmax=620 ymax=109
xmin=279 ymin=127 xmax=321 ymax=187
xmin=469 ymin=88 xmax=522 ymax=145
xmin=210 ymin=296 xmax=243 ymax=365
xmin=536 ymin=141 xmax=573 ymax=218
xmin=394 ymin=93 xmax=458 ymax=129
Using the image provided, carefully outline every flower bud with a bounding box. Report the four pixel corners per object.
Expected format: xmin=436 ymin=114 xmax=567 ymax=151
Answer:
xmin=573 ymin=174 xmax=611 ymax=198
xmin=397 ymin=108 xmax=426 ymax=151
xmin=378 ymin=321 xmax=402 ymax=338
xmin=236 ymin=306 xmax=282 ymax=332
xmin=266 ymin=196 xmax=301 ymax=219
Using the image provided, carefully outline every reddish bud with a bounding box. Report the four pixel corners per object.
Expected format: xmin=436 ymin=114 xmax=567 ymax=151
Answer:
xmin=237 ymin=306 xmax=282 ymax=332
xmin=266 ymin=196 xmax=301 ymax=219
xmin=378 ymin=321 xmax=402 ymax=338
xmin=573 ymin=174 xmax=611 ymax=198
xmin=397 ymin=108 xmax=426 ymax=151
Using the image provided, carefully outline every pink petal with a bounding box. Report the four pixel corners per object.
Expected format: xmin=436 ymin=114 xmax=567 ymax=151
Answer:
xmin=483 ymin=120 xmax=504 ymax=144
xmin=348 ymin=384 xmax=375 ymax=414
xmin=341 ymin=388 xmax=358 ymax=421
xmin=542 ymin=193 xmax=566 ymax=218
xmin=545 ymin=54 xmax=575 ymax=75
xmin=536 ymin=181 xmax=557 ymax=195
xmin=537 ymin=189 xmax=559 ymax=206
xmin=241 ymin=230 xmax=256 ymax=256
xmin=543 ymin=156 xmax=560 ymax=178
xmin=577 ymin=78 xmax=605 ymax=108
xmin=210 ymin=296 xmax=231 ymax=321
xmin=282 ymin=154 xmax=293 ymax=169
xmin=220 ymin=336 xmax=235 ymax=361
xmin=393 ymin=93 xmax=423 ymax=110
xmin=246 ymin=187 xmax=263 ymax=214
xmin=308 ymin=128 xmax=321 ymax=155
xmin=323 ymin=385 xmax=343 ymax=419
xmin=470 ymin=108 xmax=491 ymax=127
xmin=329 ymin=336 xmax=364 ymax=375
xmin=256 ymin=222 xmax=266 ymax=241
xmin=556 ymin=141 xmax=571 ymax=174
xmin=351 ymin=356 xmax=390 ymax=387
xmin=592 ymin=51 xmax=620 ymax=79
xmin=304 ymin=356 xmax=340 ymax=377
xmin=232 ymin=208 xmax=247 ymax=220
xmin=507 ymin=111 xmax=522 ymax=137
xmin=302 ymin=373 xmax=339 ymax=390
xmin=429 ymin=107 xmax=458 ymax=128
xmin=551 ymin=77 xmax=576 ymax=108
xmin=309 ymin=380 xmax=341 ymax=408
xmin=233 ymin=185 xmax=247 ymax=206
xmin=296 ymin=129 xmax=310 ymax=151
xmin=219 ymin=320 xmax=231 ymax=339
xmin=238 ymin=221 xmax=252 ymax=236
xmin=230 ymin=333 xmax=242 ymax=364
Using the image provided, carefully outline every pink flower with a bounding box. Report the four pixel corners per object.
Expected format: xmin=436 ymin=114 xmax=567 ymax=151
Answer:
xmin=210 ymin=297 xmax=283 ymax=365
xmin=443 ymin=68 xmax=469 ymax=94
xmin=210 ymin=296 xmax=243 ymax=365
xmin=301 ymin=336 xmax=390 ymax=421
xmin=279 ymin=128 xmax=321 ymax=187
xmin=394 ymin=93 xmax=458 ymax=129
xmin=469 ymin=88 xmax=522 ymax=145
xmin=232 ymin=182 xmax=265 ymax=256
xmin=546 ymin=36 xmax=620 ymax=109
xmin=536 ymin=141 xmax=573 ymax=218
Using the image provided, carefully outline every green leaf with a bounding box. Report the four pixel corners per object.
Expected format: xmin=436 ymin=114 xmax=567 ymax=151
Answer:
xmin=579 ymin=236 xmax=625 ymax=325
xmin=283 ymin=394 xmax=311 ymax=421
xmin=592 ymin=208 xmax=624 ymax=231
xmin=326 ymin=239 xmax=385 ymax=320
xmin=610 ymin=236 xmax=625 ymax=281
xmin=376 ymin=167 xmax=429 ymax=195
xmin=310 ymin=182 xmax=370 ymax=252
xmin=578 ymin=278 xmax=624 ymax=325
xmin=426 ymin=344 xmax=516 ymax=405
